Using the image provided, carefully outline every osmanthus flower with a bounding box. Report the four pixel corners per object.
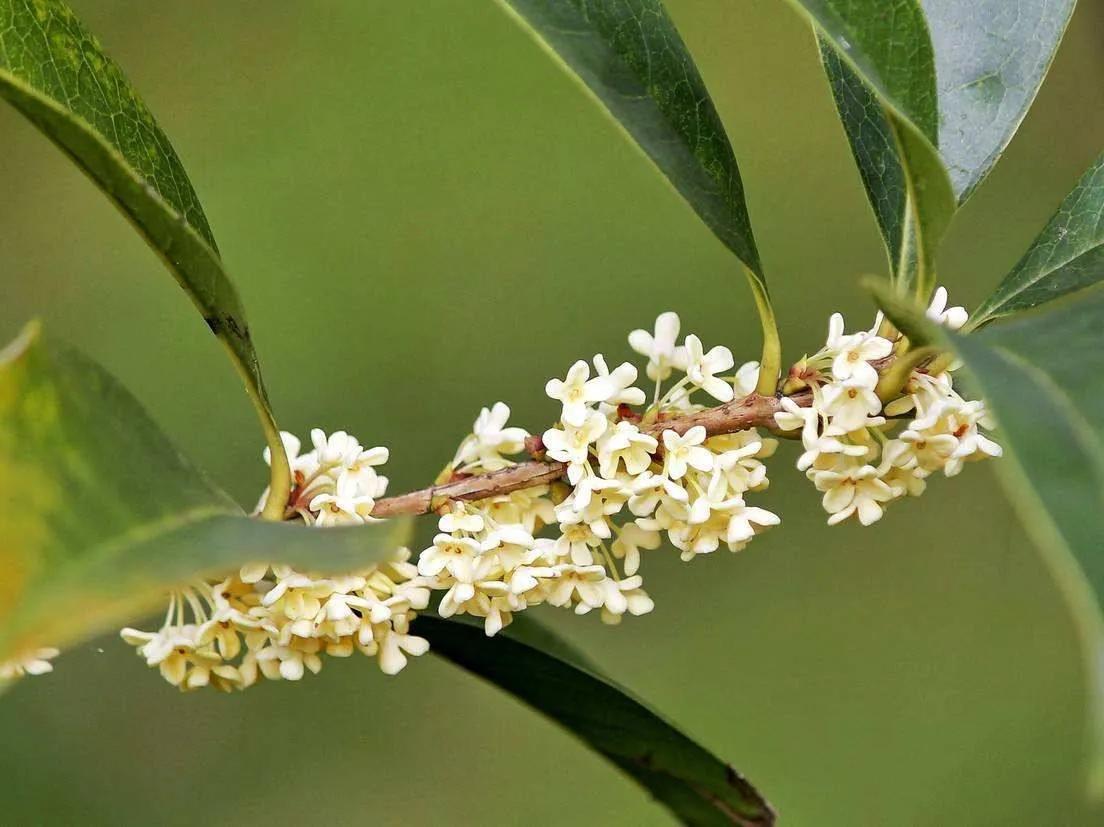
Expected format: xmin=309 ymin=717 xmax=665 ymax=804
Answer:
xmin=829 ymin=323 xmax=892 ymax=387
xmin=813 ymin=464 xmax=895 ymax=526
xmin=120 ymin=621 xmax=224 ymax=689
xmin=542 ymin=412 xmax=608 ymax=484
xmin=309 ymin=472 xmax=379 ymax=526
xmin=597 ymin=421 xmax=658 ymax=477
xmin=545 ymin=360 xmax=617 ymax=427
xmin=417 ymin=533 xmax=483 ymax=581
xmin=777 ymin=290 xmax=1001 ymax=526
xmin=109 ymin=303 xmax=997 ymax=692
xmin=926 ymin=286 xmax=969 ymax=330
xmin=452 ymin=402 xmax=529 ymax=472
xmin=683 ymin=334 xmax=736 ymax=402
xmin=733 ymin=360 xmax=761 ymax=399
xmin=626 ymin=470 xmax=689 ymax=516
xmin=122 ymin=432 xmax=433 ymax=690
xmin=481 ymin=487 xmax=556 ymax=534
xmin=311 ymin=429 xmax=364 ymax=468
xmin=628 ymin=310 xmax=686 ymax=381
xmin=592 ymin=355 xmax=646 ymax=408
xmin=438 ymin=503 xmax=485 ymax=535
xmin=611 ymin=521 xmax=662 ymax=576
xmin=712 ymin=430 xmax=777 ymax=492
xmin=819 ymin=380 xmax=884 ymax=432
xmin=662 ymin=426 xmax=715 ymax=479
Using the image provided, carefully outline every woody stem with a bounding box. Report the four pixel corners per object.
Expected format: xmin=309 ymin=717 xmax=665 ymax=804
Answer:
xmin=368 ymin=391 xmax=809 ymax=518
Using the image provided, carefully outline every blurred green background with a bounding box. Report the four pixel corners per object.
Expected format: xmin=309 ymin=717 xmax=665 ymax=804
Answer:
xmin=2 ymin=1 xmax=1103 ymax=823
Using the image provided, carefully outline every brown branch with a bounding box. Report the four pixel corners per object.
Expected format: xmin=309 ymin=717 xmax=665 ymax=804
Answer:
xmin=370 ymin=461 xmax=568 ymax=518
xmin=368 ymin=392 xmax=808 ymax=518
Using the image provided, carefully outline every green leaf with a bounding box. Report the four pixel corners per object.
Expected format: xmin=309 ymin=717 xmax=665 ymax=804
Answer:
xmin=922 ymin=0 xmax=1077 ymax=204
xmin=0 ymin=0 xmax=290 ymax=513
xmin=495 ymin=0 xmax=763 ymax=279
xmin=784 ymin=0 xmax=956 ymax=294
xmin=868 ymin=282 xmax=1104 ymax=792
xmin=957 ymin=293 xmax=1104 ymax=793
xmin=496 ymin=0 xmax=783 ymax=392
xmin=972 ymin=151 xmax=1104 ymax=326
xmin=796 ymin=1 xmax=1074 ymax=292
xmin=0 ymin=323 xmax=410 ymax=661
xmin=415 ymin=614 xmax=776 ymax=826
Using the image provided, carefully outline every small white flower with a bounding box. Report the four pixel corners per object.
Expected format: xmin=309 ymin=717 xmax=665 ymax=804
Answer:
xmin=552 ymin=521 xmax=607 ymax=566
xmin=542 ymin=413 xmax=608 ymax=483
xmin=376 ymin=628 xmax=430 ymax=675
xmin=545 ymin=360 xmax=616 ymax=427
xmin=438 ymin=504 xmax=484 ymax=535
xmin=255 ymin=644 xmax=323 ymax=682
xmin=715 ymin=433 xmax=772 ymax=491
xmin=611 ymin=521 xmax=661 ymax=576
xmin=453 ymin=402 xmax=529 ymax=471
xmin=824 ymin=312 xmax=851 ymax=352
xmin=547 ymin=564 xmax=608 ymax=609
xmin=831 ymin=330 xmax=892 ymax=387
xmin=926 ymin=286 xmax=968 ymax=330
xmin=309 ymin=472 xmax=377 ymax=526
xmin=683 ymin=334 xmax=735 ymax=402
xmin=417 ymin=534 xmax=483 ymax=581
xmin=814 ymin=464 xmax=895 ymax=526
xmin=597 ymin=576 xmax=655 ymax=624
xmin=593 ymin=355 xmax=646 ymax=407
xmin=311 ymin=429 xmax=362 ymax=467
xmin=724 ymin=503 xmax=781 ymax=548
xmin=820 ymin=381 xmax=884 ymax=432
xmin=342 ymin=445 xmax=390 ymax=489
xmin=626 ymin=470 xmax=687 ymax=516
xmin=662 ymin=426 xmax=714 ymax=479
xmin=896 ymin=428 xmax=960 ymax=473
xmin=628 ymin=311 xmax=686 ymax=381
xmin=733 ymin=361 xmax=761 ymax=399
xmin=597 ymin=421 xmax=658 ymax=477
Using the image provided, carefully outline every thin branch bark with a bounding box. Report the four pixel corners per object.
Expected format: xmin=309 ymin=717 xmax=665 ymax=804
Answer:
xmin=369 ymin=391 xmax=811 ymax=518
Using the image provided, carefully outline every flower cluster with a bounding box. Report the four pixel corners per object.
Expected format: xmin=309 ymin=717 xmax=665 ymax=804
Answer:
xmin=120 ymin=431 xmax=431 ymax=690
xmin=95 ymin=298 xmax=999 ymax=693
xmin=422 ymin=312 xmax=779 ymax=636
xmin=255 ymin=429 xmax=390 ymax=526
xmin=775 ymin=287 xmax=1001 ymax=525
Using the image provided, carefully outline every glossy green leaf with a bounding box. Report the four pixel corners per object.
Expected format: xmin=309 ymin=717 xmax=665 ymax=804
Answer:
xmin=958 ymin=293 xmax=1104 ymax=793
xmin=495 ymin=0 xmax=763 ymax=279
xmin=870 ymin=282 xmax=1104 ymax=791
xmin=0 ymin=0 xmax=290 ymax=511
xmin=921 ymin=0 xmax=1077 ymax=204
xmin=0 ymin=323 xmax=410 ymax=661
xmin=416 ymin=614 xmax=776 ymax=826
xmin=783 ymin=0 xmax=955 ymax=294
xmin=796 ymin=1 xmax=1075 ymax=292
xmin=972 ymin=151 xmax=1104 ymax=326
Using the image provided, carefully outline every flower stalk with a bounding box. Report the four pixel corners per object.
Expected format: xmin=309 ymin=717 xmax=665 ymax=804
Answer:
xmin=745 ymin=267 xmax=782 ymax=397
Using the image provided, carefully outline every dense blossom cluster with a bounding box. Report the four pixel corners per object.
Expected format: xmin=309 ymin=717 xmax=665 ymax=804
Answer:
xmin=117 ymin=431 xmax=431 ymax=690
xmin=775 ymin=287 xmax=1001 ymax=525
xmin=424 ymin=312 xmax=780 ymax=636
xmin=2 ymin=294 xmax=999 ymax=689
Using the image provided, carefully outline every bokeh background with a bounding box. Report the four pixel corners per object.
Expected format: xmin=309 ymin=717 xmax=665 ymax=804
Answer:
xmin=2 ymin=1 xmax=1103 ymax=824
